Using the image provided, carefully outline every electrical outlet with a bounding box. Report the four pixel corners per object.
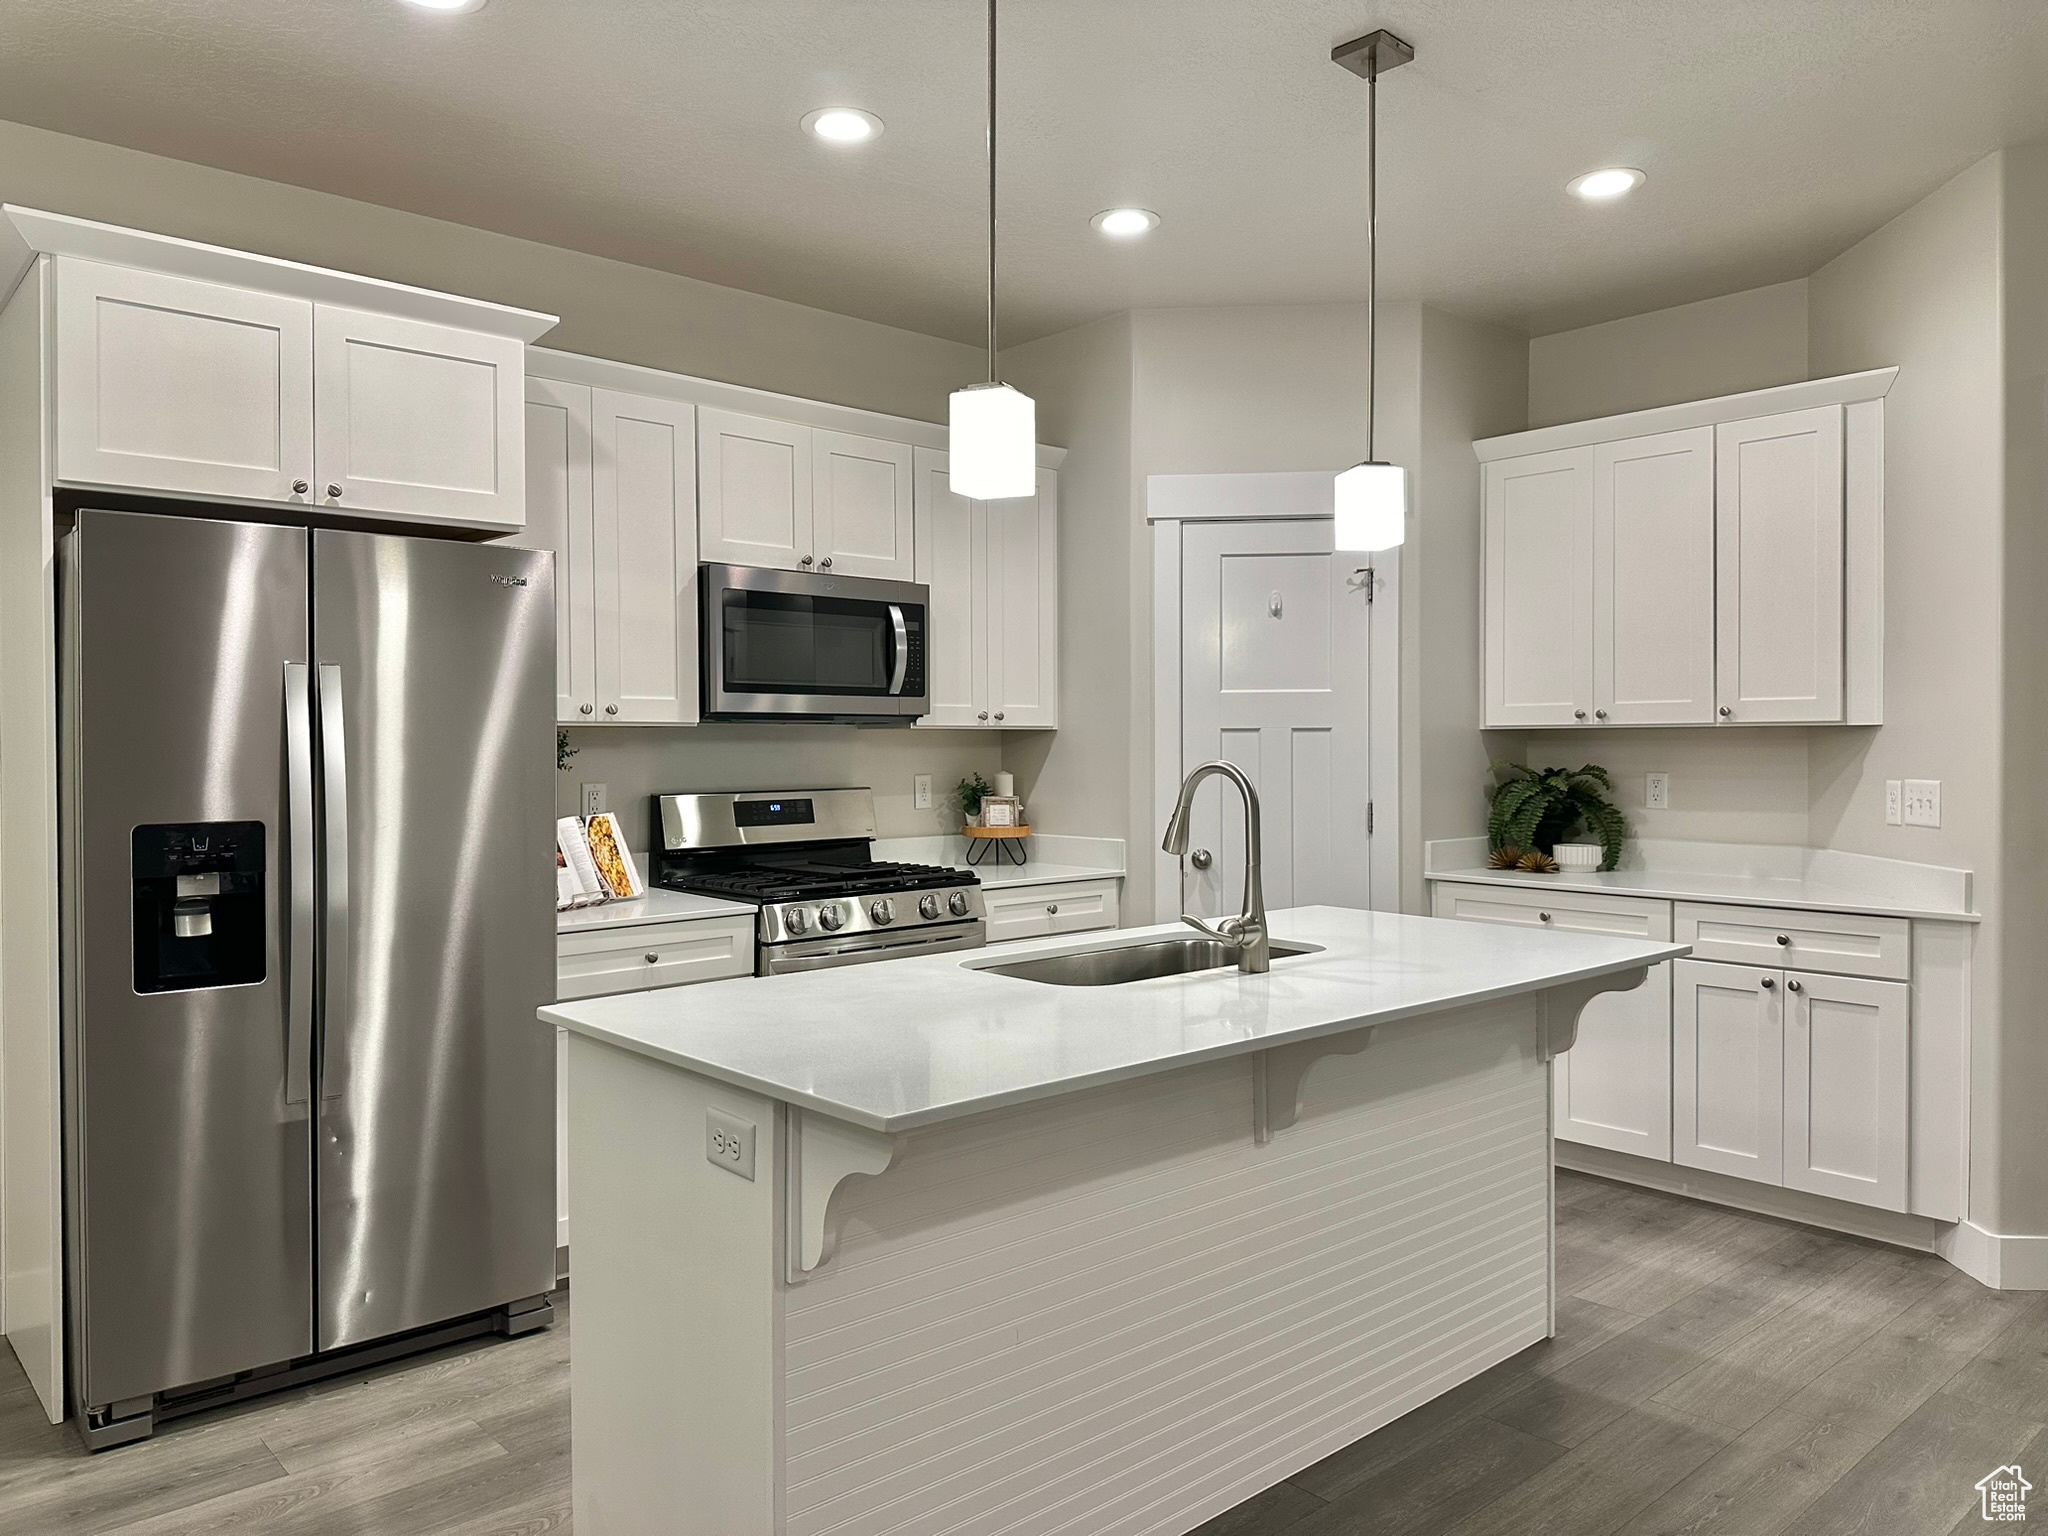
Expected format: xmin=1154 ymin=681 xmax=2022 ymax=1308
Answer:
xmin=1645 ymin=773 xmax=1670 ymax=811
xmin=1903 ymin=779 xmax=1942 ymax=828
xmin=1885 ymin=780 xmax=1903 ymax=826
xmin=914 ymin=773 xmax=932 ymax=811
xmin=705 ymin=1107 xmax=756 ymax=1181
xmin=580 ymin=781 xmax=607 ymax=817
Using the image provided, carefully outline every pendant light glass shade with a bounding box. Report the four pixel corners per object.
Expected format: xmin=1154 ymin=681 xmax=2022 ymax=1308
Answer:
xmin=949 ymin=382 xmax=1037 ymax=499
xmin=1334 ymin=459 xmax=1406 ymax=551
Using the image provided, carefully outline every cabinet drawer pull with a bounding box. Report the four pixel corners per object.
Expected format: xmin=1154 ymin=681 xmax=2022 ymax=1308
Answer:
xmin=1775 ymin=933 xmax=1791 ymax=946
xmin=1787 ymin=978 xmax=1803 ymax=992
xmin=644 ymin=952 xmax=659 ymax=964
xmin=1538 ymin=912 xmax=1551 ymax=923
xmin=1046 ymin=904 xmax=1059 ymax=915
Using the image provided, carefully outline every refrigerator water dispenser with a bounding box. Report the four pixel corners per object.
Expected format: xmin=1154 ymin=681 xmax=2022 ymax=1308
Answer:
xmin=131 ymin=822 xmax=266 ymax=992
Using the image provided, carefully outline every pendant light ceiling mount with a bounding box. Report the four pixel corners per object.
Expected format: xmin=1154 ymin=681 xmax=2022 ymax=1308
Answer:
xmin=1330 ymin=26 xmax=1414 ymax=553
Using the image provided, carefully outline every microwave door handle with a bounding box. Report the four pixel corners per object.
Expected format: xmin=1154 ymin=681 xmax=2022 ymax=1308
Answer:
xmin=283 ymin=663 xmax=315 ymax=1108
xmin=888 ymin=604 xmax=909 ymax=696
xmin=317 ymin=663 xmax=350 ymax=1101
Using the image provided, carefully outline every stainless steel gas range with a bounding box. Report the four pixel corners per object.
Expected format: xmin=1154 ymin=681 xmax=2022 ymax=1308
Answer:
xmin=651 ymin=789 xmax=984 ymax=974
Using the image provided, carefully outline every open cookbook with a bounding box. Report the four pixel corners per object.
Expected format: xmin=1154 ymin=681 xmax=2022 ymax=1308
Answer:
xmin=556 ymin=813 xmax=645 ymax=910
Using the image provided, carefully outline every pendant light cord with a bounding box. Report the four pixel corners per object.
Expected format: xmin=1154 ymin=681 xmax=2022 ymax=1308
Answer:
xmin=1366 ymin=56 xmax=1378 ymax=463
xmin=986 ymin=0 xmax=999 ymax=384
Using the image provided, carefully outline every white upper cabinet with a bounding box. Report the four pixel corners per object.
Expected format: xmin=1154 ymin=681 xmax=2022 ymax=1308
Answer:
xmin=523 ymin=378 xmax=596 ymax=723
xmin=812 ymin=430 xmax=914 ymax=580
xmin=1593 ymin=427 xmax=1716 ymax=724
xmin=1715 ymin=406 xmax=1845 ymax=724
xmin=697 ymin=408 xmax=813 ymax=571
xmin=55 ymin=258 xmax=315 ymax=504
xmin=1483 ymin=446 xmax=1592 ymax=726
xmin=592 ymin=391 xmax=698 ymax=725
xmin=912 ymin=447 xmax=1057 ymax=730
xmin=912 ymin=448 xmax=984 ymax=727
xmin=312 ymin=305 xmax=524 ymax=529
xmin=1477 ymin=372 xmax=1886 ymax=728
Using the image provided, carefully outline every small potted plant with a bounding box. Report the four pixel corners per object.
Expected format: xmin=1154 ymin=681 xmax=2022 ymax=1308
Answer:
xmin=1485 ymin=760 xmax=1627 ymax=872
xmin=954 ymin=771 xmax=994 ymax=827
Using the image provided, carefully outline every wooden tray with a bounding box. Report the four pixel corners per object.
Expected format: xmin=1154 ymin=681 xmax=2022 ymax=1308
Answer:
xmin=964 ymin=824 xmax=1033 ymax=839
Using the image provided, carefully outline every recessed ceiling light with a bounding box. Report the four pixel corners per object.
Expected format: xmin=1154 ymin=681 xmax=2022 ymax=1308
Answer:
xmin=1091 ymin=207 xmax=1160 ymax=239
xmin=401 ymin=0 xmax=486 ymax=12
xmin=1568 ymin=167 xmax=1646 ymax=202
xmin=802 ymin=108 xmax=884 ymax=146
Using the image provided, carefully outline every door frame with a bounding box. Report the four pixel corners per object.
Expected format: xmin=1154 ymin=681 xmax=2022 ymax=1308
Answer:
xmin=1146 ymin=472 xmax=1401 ymax=923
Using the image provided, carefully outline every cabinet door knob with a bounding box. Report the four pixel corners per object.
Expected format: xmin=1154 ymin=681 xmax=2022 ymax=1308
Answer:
xmin=1776 ymin=933 xmax=1791 ymax=946
xmin=1761 ymin=976 xmax=1776 ymax=990
xmin=993 ymin=711 xmax=1005 ymax=721
xmin=579 ymin=703 xmax=593 ymax=715
xmin=605 ymin=704 xmax=620 ymax=716
xmin=1046 ymin=904 xmax=1059 ymax=915
xmin=801 ymin=554 xmax=815 ymax=567
xmin=326 ymin=483 xmax=343 ymax=499
xmin=1538 ymin=912 xmax=1551 ymax=923
xmin=977 ymin=711 xmax=989 ymax=722
xmin=644 ymin=952 xmax=659 ymax=964
xmin=1719 ymin=706 xmax=1733 ymax=718
xmin=1787 ymin=978 xmax=1803 ymax=993
xmin=1573 ymin=709 xmax=1588 ymax=721
xmin=292 ymin=479 xmax=310 ymax=495
xmin=820 ymin=557 xmax=833 ymax=569
xmin=1594 ymin=709 xmax=1608 ymax=720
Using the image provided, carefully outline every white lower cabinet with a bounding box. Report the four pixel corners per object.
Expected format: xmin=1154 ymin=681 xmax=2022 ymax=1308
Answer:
xmin=553 ymin=913 xmax=755 ymax=1253
xmin=1430 ymin=883 xmax=1673 ymax=1159
xmin=1673 ymin=959 xmax=1785 ymax=1185
xmin=1782 ymin=969 xmax=1909 ymax=1211
xmin=984 ymin=878 xmax=1121 ymax=945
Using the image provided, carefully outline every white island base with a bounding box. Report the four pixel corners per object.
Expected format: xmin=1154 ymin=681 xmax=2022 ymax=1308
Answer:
xmin=556 ymin=909 xmax=1678 ymax=1536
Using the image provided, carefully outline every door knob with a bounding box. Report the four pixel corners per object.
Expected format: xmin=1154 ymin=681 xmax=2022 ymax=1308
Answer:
xmin=326 ymin=484 xmax=343 ymax=498
xmin=1787 ymin=979 xmax=1804 ymax=993
xmin=1594 ymin=709 xmax=1608 ymax=720
xmin=579 ymin=703 xmax=593 ymax=715
xmin=605 ymin=704 xmax=619 ymax=716
xmin=821 ymin=557 xmax=834 ymax=569
xmin=1046 ymin=904 xmax=1059 ymax=915
xmin=644 ymin=952 xmax=659 ymax=965
xmin=1776 ymin=934 xmax=1791 ymax=946
xmin=1719 ymin=706 xmax=1734 ymax=718
xmin=1761 ymin=976 xmax=1776 ymax=990
xmin=292 ymin=479 xmax=310 ymax=495
xmin=800 ymin=554 xmax=815 ymax=567
xmin=993 ymin=711 xmax=1005 ymax=721
xmin=1574 ymin=709 xmax=1588 ymax=721
xmin=1190 ymin=848 xmax=1213 ymax=870
xmin=977 ymin=711 xmax=989 ymax=722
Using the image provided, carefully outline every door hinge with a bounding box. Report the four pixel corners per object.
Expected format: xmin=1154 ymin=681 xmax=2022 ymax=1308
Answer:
xmin=1367 ymin=801 xmax=1375 ymax=835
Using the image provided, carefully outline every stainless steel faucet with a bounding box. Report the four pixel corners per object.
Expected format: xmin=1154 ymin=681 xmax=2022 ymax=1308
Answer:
xmin=1161 ymin=760 xmax=1270 ymax=974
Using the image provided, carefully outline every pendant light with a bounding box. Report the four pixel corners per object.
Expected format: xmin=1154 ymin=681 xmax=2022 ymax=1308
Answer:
xmin=1331 ymin=29 xmax=1413 ymax=552
xmin=949 ymin=0 xmax=1037 ymax=501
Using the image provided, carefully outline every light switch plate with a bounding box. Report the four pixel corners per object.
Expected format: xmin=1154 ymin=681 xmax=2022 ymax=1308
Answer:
xmin=1645 ymin=773 xmax=1670 ymax=811
xmin=581 ymin=781 xmax=608 ymax=817
xmin=914 ymin=773 xmax=932 ymax=811
xmin=1903 ymin=779 xmax=1941 ymax=828
xmin=706 ymin=1107 xmax=757 ymax=1181
xmin=1885 ymin=780 xmax=1903 ymax=826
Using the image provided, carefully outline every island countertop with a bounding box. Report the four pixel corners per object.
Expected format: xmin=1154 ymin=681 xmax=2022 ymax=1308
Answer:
xmin=541 ymin=905 xmax=1686 ymax=1133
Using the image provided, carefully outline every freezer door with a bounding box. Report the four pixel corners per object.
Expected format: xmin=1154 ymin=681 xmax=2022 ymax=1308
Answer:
xmin=62 ymin=510 xmax=314 ymax=1409
xmin=312 ymin=531 xmax=556 ymax=1350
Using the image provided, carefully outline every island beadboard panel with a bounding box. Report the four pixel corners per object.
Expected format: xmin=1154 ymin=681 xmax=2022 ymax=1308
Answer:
xmin=777 ymin=998 xmax=1552 ymax=1536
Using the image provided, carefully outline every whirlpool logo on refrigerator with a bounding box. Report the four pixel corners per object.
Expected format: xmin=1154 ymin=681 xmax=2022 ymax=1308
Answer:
xmin=489 ymin=574 xmax=529 ymax=588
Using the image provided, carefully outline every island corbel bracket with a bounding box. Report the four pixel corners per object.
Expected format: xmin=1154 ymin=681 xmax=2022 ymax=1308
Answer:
xmin=783 ymin=1107 xmax=899 ymax=1284
xmin=1540 ymin=967 xmax=1650 ymax=1060
xmin=1253 ymin=1025 xmax=1377 ymax=1144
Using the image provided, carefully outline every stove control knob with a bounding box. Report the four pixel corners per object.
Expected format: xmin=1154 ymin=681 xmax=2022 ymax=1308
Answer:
xmin=919 ymin=893 xmax=942 ymax=921
xmin=948 ymin=890 xmax=971 ymax=918
xmin=817 ymin=903 xmax=845 ymax=932
xmin=784 ymin=906 xmax=809 ymax=937
xmin=869 ymin=898 xmax=895 ymax=925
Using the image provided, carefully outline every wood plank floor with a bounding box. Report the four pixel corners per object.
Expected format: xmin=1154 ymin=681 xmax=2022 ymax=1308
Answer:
xmin=1 ymin=1172 xmax=2040 ymax=1534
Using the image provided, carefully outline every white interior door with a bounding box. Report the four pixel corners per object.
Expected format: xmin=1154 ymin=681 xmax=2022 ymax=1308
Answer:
xmin=1715 ymin=406 xmax=1845 ymax=723
xmin=697 ymin=408 xmax=812 ymax=571
xmin=1674 ymin=959 xmax=1784 ymax=1184
xmin=1483 ymin=447 xmax=1593 ymax=726
xmin=812 ymin=430 xmax=914 ymax=580
xmin=1179 ymin=519 xmax=1370 ymax=920
xmin=1783 ymin=971 xmax=1909 ymax=1210
xmin=522 ymin=378 xmax=597 ymax=723
xmin=911 ymin=447 xmax=987 ymax=728
xmin=1593 ymin=428 xmax=1716 ymax=724
xmin=592 ymin=390 xmax=697 ymax=724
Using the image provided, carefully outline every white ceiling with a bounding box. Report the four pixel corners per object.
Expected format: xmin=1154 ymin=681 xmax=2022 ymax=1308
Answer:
xmin=1 ymin=1 xmax=2044 ymax=344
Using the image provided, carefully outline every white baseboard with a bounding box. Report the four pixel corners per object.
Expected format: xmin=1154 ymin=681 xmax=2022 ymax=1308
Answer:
xmin=1556 ymin=1143 xmax=2048 ymax=1291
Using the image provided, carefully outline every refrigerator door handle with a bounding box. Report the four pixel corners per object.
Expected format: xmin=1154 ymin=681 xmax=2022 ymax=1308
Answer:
xmin=284 ymin=663 xmax=316 ymax=1107
xmin=317 ymin=662 xmax=350 ymax=1101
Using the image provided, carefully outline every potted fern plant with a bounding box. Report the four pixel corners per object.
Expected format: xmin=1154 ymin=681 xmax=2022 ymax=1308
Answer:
xmin=1486 ymin=760 xmax=1627 ymax=872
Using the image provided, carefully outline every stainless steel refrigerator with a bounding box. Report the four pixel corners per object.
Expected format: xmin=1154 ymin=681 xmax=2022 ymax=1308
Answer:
xmin=59 ymin=508 xmax=557 ymax=1449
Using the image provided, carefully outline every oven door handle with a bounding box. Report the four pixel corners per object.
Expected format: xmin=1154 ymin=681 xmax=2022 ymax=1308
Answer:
xmin=886 ymin=604 xmax=909 ymax=696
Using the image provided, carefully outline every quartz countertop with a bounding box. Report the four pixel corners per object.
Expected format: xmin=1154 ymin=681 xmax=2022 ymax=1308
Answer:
xmin=541 ymin=906 xmax=1683 ymax=1133
xmin=555 ymin=888 xmax=754 ymax=934
xmin=1425 ymin=863 xmax=1978 ymax=922
xmin=870 ymin=833 xmax=1126 ymax=893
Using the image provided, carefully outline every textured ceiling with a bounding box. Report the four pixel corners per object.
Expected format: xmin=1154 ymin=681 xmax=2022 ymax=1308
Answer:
xmin=0 ymin=0 xmax=2043 ymax=344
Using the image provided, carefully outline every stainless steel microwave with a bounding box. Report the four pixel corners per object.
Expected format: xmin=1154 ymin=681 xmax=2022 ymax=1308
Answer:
xmin=699 ymin=563 xmax=929 ymax=723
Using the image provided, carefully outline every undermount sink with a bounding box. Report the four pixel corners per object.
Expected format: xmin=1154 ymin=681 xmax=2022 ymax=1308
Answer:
xmin=980 ymin=935 xmax=1323 ymax=987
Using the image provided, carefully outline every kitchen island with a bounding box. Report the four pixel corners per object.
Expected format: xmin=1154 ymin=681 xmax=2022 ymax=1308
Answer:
xmin=543 ymin=906 xmax=1684 ymax=1536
